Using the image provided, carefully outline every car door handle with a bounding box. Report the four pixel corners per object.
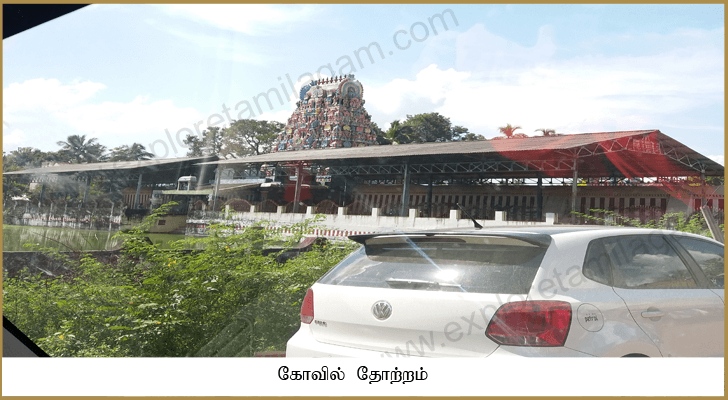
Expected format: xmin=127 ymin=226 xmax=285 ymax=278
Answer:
xmin=641 ymin=310 xmax=664 ymax=319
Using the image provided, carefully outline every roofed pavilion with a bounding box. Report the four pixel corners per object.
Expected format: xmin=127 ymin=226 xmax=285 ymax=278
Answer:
xmin=201 ymin=129 xmax=724 ymax=219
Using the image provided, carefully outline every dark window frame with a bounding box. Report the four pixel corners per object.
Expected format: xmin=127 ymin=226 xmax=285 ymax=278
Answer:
xmin=582 ymin=239 xmax=613 ymax=286
xmin=666 ymin=235 xmax=723 ymax=289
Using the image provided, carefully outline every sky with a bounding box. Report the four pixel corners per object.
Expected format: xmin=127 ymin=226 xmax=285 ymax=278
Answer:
xmin=2 ymin=4 xmax=724 ymax=165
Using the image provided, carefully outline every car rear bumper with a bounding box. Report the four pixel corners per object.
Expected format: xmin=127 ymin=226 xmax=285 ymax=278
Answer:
xmin=286 ymin=325 xmax=594 ymax=357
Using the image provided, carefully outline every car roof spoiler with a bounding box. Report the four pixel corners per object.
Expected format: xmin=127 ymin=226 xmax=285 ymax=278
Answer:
xmin=348 ymin=231 xmax=553 ymax=248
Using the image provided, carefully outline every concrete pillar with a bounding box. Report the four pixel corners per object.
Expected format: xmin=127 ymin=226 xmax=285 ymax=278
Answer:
xmin=175 ymin=163 xmax=183 ymax=184
xmin=399 ymin=162 xmax=411 ymax=217
xmin=133 ymin=173 xmax=143 ymax=209
xmin=408 ymin=208 xmax=417 ymax=219
xmin=108 ymin=202 xmax=114 ymax=231
xmin=293 ymin=163 xmax=304 ymax=213
xmin=371 ymin=207 xmax=379 ymax=217
xmin=571 ymin=162 xmax=578 ymax=224
xmin=450 ymin=209 xmax=461 ymax=220
xmin=536 ymin=175 xmax=543 ymax=221
xmin=338 ymin=206 xmax=347 ymax=216
xmin=700 ymin=170 xmax=706 ymax=209
xmin=306 ymin=206 xmax=314 ymax=216
xmin=212 ymin=167 xmax=221 ymax=211
xmin=39 ymin=183 xmax=46 ymax=203
xmin=277 ymin=205 xmax=285 ymax=215
xmin=495 ymin=211 xmax=505 ymax=222
xmin=82 ymin=175 xmax=91 ymax=204
xmin=427 ymin=175 xmax=433 ymax=217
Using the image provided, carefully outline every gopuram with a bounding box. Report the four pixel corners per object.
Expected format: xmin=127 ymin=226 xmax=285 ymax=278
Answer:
xmin=273 ymin=75 xmax=378 ymax=151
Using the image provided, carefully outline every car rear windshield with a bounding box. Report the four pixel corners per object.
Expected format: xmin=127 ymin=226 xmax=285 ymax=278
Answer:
xmin=318 ymin=235 xmax=548 ymax=294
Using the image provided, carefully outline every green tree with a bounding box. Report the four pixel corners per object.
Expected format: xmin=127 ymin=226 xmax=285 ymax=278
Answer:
xmin=369 ymin=122 xmax=391 ymax=145
xmin=384 ymin=119 xmax=407 ymax=143
xmin=3 ymin=152 xmax=29 ymax=199
xmin=535 ymin=128 xmax=556 ymax=137
xmin=184 ymin=127 xmax=225 ymax=157
xmin=40 ymin=151 xmax=68 ymax=165
xmin=462 ymin=132 xmax=486 ymax=141
xmin=5 ymin=147 xmax=45 ymax=169
xmin=222 ymin=119 xmax=284 ymax=157
xmin=107 ymin=143 xmax=154 ymax=161
xmin=498 ymin=124 xmax=522 ymax=138
xmin=56 ymin=135 xmax=106 ymax=163
xmin=386 ymin=113 xmax=469 ymax=144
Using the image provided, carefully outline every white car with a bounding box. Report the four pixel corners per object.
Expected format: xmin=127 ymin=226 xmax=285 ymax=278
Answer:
xmin=286 ymin=226 xmax=724 ymax=357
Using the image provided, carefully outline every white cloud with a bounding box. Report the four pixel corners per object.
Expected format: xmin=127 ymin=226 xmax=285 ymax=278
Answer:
xmin=2 ymin=74 xmax=337 ymax=155
xmin=3 ymin=128 xmax=26 ymax=147
xmin=3 ymin=78 xmax=202 ymax=154
xmin=161 ymin=4 xmax=319 ymax=36
xmin=4 ymin=78 xmax=105 ymax=118
xmin=57 ymin=95 xmax=201 ymax=137
xmin=365 ymin=24 xmax=724 ymax=138
xmin=708 ymin=155 xmax=724 ymax=166
xmin=366 ymin=65 xmax=470 ymax=125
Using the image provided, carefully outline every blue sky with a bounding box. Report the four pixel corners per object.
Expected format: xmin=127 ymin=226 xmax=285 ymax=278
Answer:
xmin=3 ymin=4 xmax=724 ymax=164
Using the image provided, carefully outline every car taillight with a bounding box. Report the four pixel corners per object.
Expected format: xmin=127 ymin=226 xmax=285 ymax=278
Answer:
xmin=485 ymin=301 xmax=572 ymax=347
xmin=300 ymin=288 xmax=314 ymax=324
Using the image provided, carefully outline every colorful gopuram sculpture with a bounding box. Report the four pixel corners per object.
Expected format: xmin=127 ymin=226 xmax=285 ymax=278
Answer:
xmin=273 ymin=74 xmax=378 ymax=152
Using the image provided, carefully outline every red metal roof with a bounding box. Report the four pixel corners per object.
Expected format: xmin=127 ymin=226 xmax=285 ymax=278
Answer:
xmin=198 ymin=129 xmax=722 ymax=177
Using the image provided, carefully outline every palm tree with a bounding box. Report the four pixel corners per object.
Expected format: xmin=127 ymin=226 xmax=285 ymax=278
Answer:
xmin=127 ymin=143 xmax=154 ymax=160
xmin=385 ymin=119 xmax=415 ymax=144
xmin=498 ymin=124 xmax=522 ymax=138
xmin=107 ymin=143 xmax=154 ymax=161
xmin=56 ymin=134 xmax=106 ymax=163
xmin=535 ymin=128 xmax=556 ymax=137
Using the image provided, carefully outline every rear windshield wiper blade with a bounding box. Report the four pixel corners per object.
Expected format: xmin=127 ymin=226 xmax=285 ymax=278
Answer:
xmin=385 ymin=278 xmax=465 ymax=292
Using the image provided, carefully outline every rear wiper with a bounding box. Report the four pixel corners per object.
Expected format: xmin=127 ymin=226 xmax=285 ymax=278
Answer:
xmin=385 ymin=278 xmax=465 ymax=292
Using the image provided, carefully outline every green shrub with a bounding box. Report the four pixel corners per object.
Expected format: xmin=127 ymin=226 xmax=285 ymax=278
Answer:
xmin=3 ymin=202 xmax=357 ymax=357
xmin=571 ymin=209 xmax=722 ymax=238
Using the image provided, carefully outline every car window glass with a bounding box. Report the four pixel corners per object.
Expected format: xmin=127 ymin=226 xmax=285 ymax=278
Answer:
xmin=603 ymin=235 xmax=696 ymax=289
xmin=583 ymin=239 xmax=612 ymax=286
xmin=675 ymin=237 xmax=724 ymax=289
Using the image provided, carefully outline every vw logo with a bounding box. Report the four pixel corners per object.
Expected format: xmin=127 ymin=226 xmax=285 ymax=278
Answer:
xmin=371 ymin=300 xmax=392 ymax=320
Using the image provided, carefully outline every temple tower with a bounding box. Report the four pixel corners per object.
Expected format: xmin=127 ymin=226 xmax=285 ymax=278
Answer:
xmin=273 ymin=74 xmax=377 ymax=152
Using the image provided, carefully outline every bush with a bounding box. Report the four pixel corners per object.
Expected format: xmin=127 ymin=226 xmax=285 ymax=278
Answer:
xmin=3 ymin=202 xmax=357 ymax=357
xmin=571 ymin=209 xmax=723 ymax=238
